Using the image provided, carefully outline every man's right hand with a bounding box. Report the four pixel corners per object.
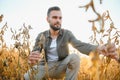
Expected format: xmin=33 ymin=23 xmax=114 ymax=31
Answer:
xmin=28 ymin=51 xmax=43 ymax=65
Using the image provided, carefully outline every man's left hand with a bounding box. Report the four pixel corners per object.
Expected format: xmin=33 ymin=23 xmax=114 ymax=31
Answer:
xmin=97 ymin=43 xmax=119 ymax=61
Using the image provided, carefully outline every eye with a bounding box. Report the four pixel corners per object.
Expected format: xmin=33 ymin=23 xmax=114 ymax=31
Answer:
xmin=52 ymin=16 xmax=57 ymax=19
xmin=59 ymin=17 xmax=62 ymax=20
xmin=52 ymin=16 xmax=62 ymax=20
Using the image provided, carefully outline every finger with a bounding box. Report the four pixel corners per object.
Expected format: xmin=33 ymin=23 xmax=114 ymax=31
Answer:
xmin=29 ymin=60 xmax=37 ymax=64
xmin=28 ymin=60 xmax=36 ymax=64
xmin=107 ymin=43 xmax=116 ymax=50
xmin=101 ymin=46 xmax=108 ymax=54
xmin=114 ymin=55 xmax=119 ymax=60
xmin=29 ymin=57 xmax=41 ymax=64
xmin=108 ymin=49 xmax=116 ymax=53
xmin=30 ymin=51 xmax=40 ymax=54
xmin=30 ymin=54 xmax=41 ymax=57
xmin=29 ymin=52 xmax=42 ymax=57
xmin=29 ymin=56 xmax=40 ymax=62
xmin=103 ymin=52 xmax=109 ymax=56
xmin=29 ymin=58 xmax=40 ymax=63
xmin=107 ymin=52 xmax=119 ymax=60
xmin=29 ymin=56 xmax=40 ymax=61
xmin=29 ymin=56 xmax=40 ymax=59
xmin=107 ymin=46 xmax=116 ymax=50
xmin=97 ymin=46 xmax=108 ymax=56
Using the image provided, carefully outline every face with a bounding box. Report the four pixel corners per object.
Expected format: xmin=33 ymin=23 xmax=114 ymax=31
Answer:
xmin=47 ymin=10 xmax=62 ymax=31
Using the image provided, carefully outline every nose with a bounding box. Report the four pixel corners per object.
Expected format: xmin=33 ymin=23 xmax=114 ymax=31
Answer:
xmin=56 ymin=17 xmax=62 ymax=23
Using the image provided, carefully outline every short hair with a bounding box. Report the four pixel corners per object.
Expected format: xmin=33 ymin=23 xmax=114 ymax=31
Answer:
xmin=47 ymin=6 xmax=61 ymax=16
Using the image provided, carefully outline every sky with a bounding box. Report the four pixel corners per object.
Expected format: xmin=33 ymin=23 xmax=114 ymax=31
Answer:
xmin=0 ymin=0 xmax=120 ymax=47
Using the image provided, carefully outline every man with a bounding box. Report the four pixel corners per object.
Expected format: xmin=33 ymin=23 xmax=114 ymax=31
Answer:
xmin=24 ymin=6 xmax=119 ymax=80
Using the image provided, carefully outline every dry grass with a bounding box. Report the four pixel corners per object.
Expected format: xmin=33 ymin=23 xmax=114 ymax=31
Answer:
xmin=0 ymin=22 xmax=120 ymax=80
xmin=0 ymin=1 xmax=120 ymax=79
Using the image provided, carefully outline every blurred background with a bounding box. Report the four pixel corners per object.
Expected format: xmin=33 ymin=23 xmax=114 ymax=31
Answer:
xmin=0 ymin=0 xmax=120 ymax=46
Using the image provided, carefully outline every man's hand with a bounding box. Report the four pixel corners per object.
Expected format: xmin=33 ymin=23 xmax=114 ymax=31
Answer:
xmin=97 ymin=43 xmax=119 ymax=61
xmin=28 ymin=51 xmax=43 ymax=65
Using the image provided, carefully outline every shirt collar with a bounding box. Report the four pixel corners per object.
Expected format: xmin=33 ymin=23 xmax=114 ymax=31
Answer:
xmin=46 ymin=29 xmax=63 ymax=38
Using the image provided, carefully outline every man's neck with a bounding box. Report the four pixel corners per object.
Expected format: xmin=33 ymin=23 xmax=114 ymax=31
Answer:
xmin=50 ymin=29 xmax=59 ymax=39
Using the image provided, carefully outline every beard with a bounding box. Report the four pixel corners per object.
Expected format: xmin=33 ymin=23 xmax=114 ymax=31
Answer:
xmin=50 ymin=25 xmax=61 ymax=31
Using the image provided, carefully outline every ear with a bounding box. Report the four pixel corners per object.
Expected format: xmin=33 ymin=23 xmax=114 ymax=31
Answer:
xmin=46 ymin=17 xmax=49 ymax=23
